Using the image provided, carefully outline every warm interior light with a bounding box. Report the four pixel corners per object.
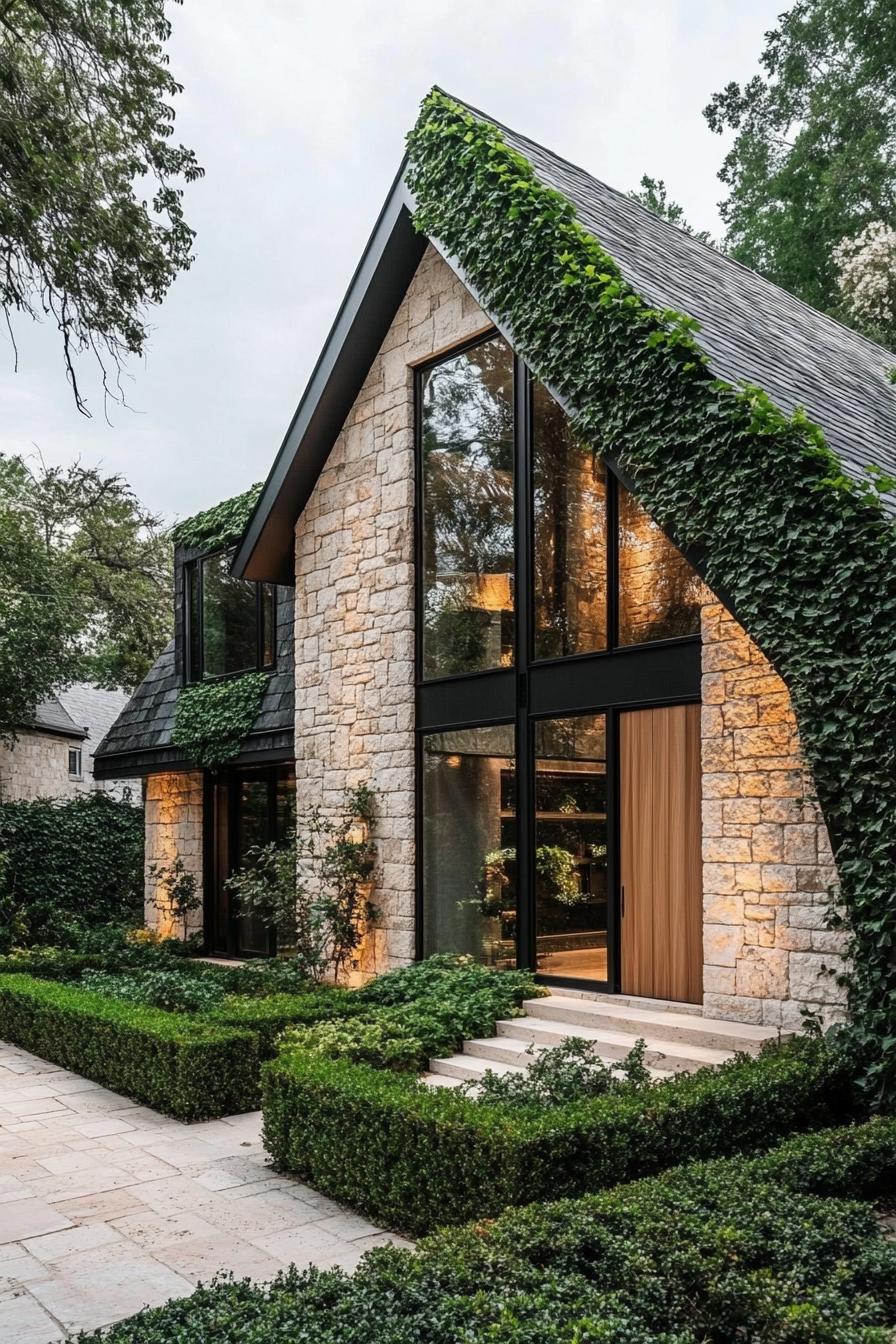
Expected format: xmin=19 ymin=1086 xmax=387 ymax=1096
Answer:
xmin=445 ymin=754 xmax=462 ymax=768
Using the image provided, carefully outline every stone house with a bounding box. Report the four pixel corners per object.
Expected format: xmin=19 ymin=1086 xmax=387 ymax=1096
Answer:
xmin=96 ymin=96 xmax=896 ymax=1028
xmin=0 ymin=685 xmax=137 ymax=803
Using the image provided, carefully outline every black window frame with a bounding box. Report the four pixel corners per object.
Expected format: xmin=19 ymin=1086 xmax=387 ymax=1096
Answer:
xmin=184 ymin=547 xmax=277 ymax=685
xmin=414 ymin=331 xmax=702 ymax=991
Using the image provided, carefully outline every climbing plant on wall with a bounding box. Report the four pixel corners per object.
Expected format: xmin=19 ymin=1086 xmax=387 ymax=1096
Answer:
xmin=406 ymin=89 xmax=896 ymax=1102
xmin=171 ymin=671 xmax=267 ymax=769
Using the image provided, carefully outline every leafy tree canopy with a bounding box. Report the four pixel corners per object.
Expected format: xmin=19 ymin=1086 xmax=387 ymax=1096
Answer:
xmin=0 ymin=0 xmax=202 ymax=410
xmin=0 ymin=454 xmax=172 ymax=738
xmin=628 ymin=175 xmax=714 ymax=245
xmin=704 ymin=0 xmax=896 ymax=336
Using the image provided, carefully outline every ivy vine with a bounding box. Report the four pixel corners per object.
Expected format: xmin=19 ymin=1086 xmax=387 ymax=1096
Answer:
xmin=172 ymin=671 xmax=267 ymax=768
xmin=406 ymin=89 xmax=896 ymax=1102
xmin=172 ymin=483 xmax=263 ymax=552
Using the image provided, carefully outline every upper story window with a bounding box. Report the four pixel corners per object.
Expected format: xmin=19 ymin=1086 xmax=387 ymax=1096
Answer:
xmin=186 ymin=549 xmax=276 ymax=682
xmin=418 ymin=335 xmax=702 ymax=682
xmin=420 ymin=335 xmax=515 ymax=679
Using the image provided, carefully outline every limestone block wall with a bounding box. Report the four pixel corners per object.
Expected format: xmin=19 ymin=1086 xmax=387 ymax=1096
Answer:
xmin=143 ymin=772 xmax=204 ymax=939
xmin=701 ymin=604 xmax=847 ymax=1027
xmin=293 ymin=245 xmax=491 ymax=971
xmin=0 ymin=732 xmax=80 ymax=801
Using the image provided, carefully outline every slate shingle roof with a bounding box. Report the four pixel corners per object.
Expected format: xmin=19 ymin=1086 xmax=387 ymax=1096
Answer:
xmin=480 ymin=101 xmax=896 ymax=498
xmin=93 ymin=585 xmax=294 ymax=778
xmin=31 ymin=695 xmax=86 ymax=739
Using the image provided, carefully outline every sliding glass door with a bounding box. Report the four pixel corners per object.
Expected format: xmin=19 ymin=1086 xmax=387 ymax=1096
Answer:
xmin=416 ymin=332 xmax=703 ymax=991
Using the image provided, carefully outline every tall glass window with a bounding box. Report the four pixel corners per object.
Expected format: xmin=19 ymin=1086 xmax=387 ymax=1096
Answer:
xmin=532 ymin=379 xmax=608 ymax=659
xmin=420 ymin=337 xmax=514 ymax=678
xmin=421 ymin=725 xmax=516 ymax=966
xmin=534 ymin=715 xmax=608 ymax=983
xmin=187 ymin=549 xmax=276 ymax=681
xmin=617 ymin=485 xmax=702 ymax=646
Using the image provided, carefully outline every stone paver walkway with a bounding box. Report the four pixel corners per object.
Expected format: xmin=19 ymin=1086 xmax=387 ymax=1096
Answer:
xmin=0 ymin=1043 xmax=410 ymax=1341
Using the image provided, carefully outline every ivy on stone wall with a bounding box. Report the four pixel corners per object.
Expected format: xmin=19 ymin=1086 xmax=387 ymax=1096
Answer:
xmin=172 ymin=483 xmax=263 ymax=553
xmin=406 ymin=89 xmax=896 ymax=1101
xmin=172 ymin=671 xmax=267 ymax=769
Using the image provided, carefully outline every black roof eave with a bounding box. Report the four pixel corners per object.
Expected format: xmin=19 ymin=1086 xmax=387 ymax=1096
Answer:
xmin=232 ymin=165 xmax=427 ymax=584
xmin=93 ymin=731 xmax=295 ymax=781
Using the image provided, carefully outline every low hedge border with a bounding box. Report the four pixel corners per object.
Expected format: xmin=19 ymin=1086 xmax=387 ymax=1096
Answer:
xmin=262 ymin=1035 xmax=861 ymax=1235
xmin=0 ymin=975 xmax=260 ymax=1121
xmin=76 ymin=1117 xmax=896 ymax=1343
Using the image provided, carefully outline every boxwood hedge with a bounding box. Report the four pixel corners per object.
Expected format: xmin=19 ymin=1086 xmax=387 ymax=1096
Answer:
xmin=262 ymin=1035 xmax=860 ymax=1235
xmin=77 ymin=1117 xmax=896 ymax=1343
xmin=0 ymin=975 xmax=259 ymax=1121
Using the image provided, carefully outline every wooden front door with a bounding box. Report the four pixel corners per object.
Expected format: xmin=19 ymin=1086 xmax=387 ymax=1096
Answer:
xmin=619 ymin=704 xmax=702 ymax=1003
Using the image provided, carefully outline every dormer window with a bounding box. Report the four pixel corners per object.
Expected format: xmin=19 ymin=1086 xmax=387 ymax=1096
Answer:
xmin=186 ymin=548 xmax=276 ymax=682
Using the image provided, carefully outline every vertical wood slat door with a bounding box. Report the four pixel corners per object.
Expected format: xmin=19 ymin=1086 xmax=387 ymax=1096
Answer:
xmin=619 ymin=704 xmax=702 ymax=1004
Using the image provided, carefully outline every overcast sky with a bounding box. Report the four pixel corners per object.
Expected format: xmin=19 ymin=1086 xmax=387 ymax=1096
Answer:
xmin=0 ymin=0 xmax=785 ymax=527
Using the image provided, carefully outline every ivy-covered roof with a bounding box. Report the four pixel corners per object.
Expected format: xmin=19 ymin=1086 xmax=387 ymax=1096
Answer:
xmin=234 ymin=88 xmax=896 ymax=584
xmin=173 ymin=482 xmax=263 ymax=553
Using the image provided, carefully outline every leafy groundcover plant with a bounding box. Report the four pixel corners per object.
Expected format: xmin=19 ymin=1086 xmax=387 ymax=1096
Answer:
xmin=76 ymin=1117 xmax=896 ymax=1343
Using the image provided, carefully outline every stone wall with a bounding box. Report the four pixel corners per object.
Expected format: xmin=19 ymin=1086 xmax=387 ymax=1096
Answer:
xmin=143 ymin=771 xmax=204 ymax=939
xmin=290 ymin=243 xmax=847 ymax=1014
xmin=293 ymin=245 xmax=491 ymax=971
xmin=701 ymin=604 xmax=847 ymax=1027
xmin=0 ymin=731 xmax=81 ymax=802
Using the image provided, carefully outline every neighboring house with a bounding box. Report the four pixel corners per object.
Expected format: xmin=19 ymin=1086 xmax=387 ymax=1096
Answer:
xmin=0 ymin=684 xmax=138 ymax=802
xmin=96 ymin=95 xmax=896 ymax=1028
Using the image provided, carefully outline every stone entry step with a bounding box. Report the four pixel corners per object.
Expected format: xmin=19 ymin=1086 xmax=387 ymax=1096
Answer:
xmin=422 ymin=992 xmax=786 ymax=1089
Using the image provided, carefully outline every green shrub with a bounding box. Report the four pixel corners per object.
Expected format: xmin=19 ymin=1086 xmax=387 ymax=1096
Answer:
xmin=462 ymin=1035 xmax=653 ymax=1106
xmin=207 ymin=988 xmax=361 ymax=1056
xmin=0 ymin=975 xmax=259 ymax=1120
xmin=80 ymin=969 xmax=230 ymax=1014
xmin=76 ymin=1118 xmax=896 ymax=1343
xmin=0 ymin=793 xmax=144 ymax=950
xmin=262 ymin=1035 xmax=861 ymax=1235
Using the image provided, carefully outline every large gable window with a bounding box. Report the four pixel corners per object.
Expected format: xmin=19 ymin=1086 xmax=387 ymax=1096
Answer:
xmin=186 ymin=549 xmax=276 ymax=682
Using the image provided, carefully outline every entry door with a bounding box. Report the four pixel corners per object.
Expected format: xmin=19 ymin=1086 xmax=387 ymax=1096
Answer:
xmin=619 ymin=705 xmax=701 ymax=1003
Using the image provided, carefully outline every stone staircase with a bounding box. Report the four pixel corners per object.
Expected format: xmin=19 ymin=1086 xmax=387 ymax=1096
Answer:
xmin=424 ymin=991 xmax=786 ymax=1088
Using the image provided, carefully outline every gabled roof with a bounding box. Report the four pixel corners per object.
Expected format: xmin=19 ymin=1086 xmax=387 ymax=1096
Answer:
xmin=233 ymin=91 xmax=896 ymax=584
xmin=30 ymin=694 xmax=86 ymax=740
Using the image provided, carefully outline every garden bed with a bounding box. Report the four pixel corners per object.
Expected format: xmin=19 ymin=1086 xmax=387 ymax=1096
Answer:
xmin=262 ymin=1033 xmax=862 ymax=1235
xmin=76 ymin=1117 xmax=896 ymax=1342
xmin=0 ymin=950 xmax=540 ymax=1120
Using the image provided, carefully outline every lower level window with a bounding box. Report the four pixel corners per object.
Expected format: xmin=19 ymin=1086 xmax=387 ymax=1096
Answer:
xmin=67 ymin=748 xmax=82 ymax=778
xmin=421 ymin=724 xmax=516 ymax=966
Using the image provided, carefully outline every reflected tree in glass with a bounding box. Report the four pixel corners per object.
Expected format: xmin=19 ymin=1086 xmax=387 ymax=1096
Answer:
xmin=421 ymin=337 xmax=514 ymax=677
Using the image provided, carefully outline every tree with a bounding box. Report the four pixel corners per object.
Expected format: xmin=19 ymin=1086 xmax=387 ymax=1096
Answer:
xmin=0 ymin=453 xmax=172 ymax=737
xmin=834 ymin=221 xmax=896 ymax=346
xmin=704 ymin=0 xmax=896 ymax=337
xmin=628 ymin=175 xmax=714 ymax=245
xmin=0 ymin=0 xmax=202 ymax=411
xmin=0 ymin=457 xmax=80 ymax=741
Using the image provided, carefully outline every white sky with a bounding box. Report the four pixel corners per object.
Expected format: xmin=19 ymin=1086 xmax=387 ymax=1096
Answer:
xmin=0 ymin=0 xmax=785 ymax=527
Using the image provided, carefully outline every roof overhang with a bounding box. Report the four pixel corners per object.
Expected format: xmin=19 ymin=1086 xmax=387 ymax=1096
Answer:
xmin=232 ymin=164 xmax=426 ymax=583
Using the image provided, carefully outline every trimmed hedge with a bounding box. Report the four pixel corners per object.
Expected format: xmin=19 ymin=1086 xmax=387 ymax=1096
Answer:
xmin=76 ymin=1118 xmax=896 ymax=1343
xmin=207 ymin=989 xmax=362 ymax=1056
xmin=262 ymin=1035 xmax=861 ymax=1234
xmin=0 ymin=975 xmax=259 ymax=1121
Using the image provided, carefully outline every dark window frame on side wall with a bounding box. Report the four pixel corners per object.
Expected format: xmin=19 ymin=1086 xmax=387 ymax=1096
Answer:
xmin=414 ymin=329 xmax=703 ymax=990
xmin=184 ymin=547 xmax=277 ymax=685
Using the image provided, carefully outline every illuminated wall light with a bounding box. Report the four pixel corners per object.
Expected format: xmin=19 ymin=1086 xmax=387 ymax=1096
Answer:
xmin=445 ymin=754 xmax=462 ymax=768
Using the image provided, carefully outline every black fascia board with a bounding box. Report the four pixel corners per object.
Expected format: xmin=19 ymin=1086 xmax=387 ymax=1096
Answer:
xmin=232 ymin=163 xmax=426 ymax=584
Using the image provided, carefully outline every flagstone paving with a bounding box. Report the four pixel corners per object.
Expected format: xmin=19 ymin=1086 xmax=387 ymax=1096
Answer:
xmin=0 ymin=1043 xmax=411 ymax=1341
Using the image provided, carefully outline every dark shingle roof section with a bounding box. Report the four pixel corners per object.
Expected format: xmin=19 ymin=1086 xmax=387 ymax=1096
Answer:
xmin=32 ymin=695 xmax=86 ymax=739
xmin=483 ymin=106 xmax=896 ymax=497
xmin=93 ymin=585 xmax=294 ymax=778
